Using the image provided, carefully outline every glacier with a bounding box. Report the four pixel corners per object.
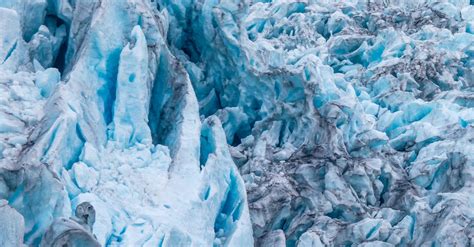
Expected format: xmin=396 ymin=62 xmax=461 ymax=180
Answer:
xmin=0 ymin=0 xmax=473 ymax=246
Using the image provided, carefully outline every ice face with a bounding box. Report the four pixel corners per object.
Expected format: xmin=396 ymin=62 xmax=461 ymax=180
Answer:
xmin=0 ymin=199 xmax=24 ymax=246
xmin=0 ymin=0 xmax=473 ymax=246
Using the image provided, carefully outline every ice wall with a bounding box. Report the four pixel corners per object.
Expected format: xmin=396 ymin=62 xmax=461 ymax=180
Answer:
xmin=0 ymin=0 xmax=252 ymax=246
xmin=0 ymin=0 xmax=473 ymax=246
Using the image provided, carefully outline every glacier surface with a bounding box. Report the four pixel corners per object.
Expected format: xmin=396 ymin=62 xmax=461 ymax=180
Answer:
xmin=0 ymin=0 xmax=473 ymax=246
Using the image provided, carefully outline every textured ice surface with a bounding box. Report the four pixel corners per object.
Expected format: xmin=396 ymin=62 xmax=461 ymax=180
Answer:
xmin=0 ymin=0 xmax=473 ymax=246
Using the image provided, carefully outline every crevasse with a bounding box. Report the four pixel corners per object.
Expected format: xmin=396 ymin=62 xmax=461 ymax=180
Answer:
xmin=0 ymin=0 xmax=473 ymax=246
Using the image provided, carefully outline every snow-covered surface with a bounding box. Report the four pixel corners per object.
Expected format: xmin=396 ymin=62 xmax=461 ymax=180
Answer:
xmin=0 ymin=0 xmax=473 ymax=246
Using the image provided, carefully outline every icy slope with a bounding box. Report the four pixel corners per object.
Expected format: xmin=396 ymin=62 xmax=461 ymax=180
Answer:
xmin=0 ymin=0 xmax=473 ymax=246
